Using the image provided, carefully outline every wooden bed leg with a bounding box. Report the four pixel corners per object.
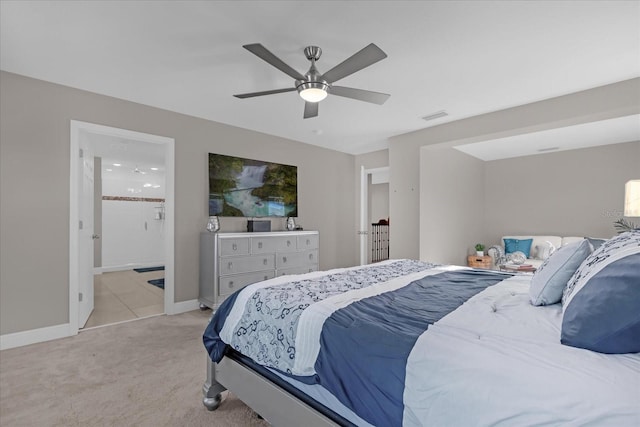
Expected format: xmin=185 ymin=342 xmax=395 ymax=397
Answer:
xmin=202 ymin=356 xmax=227 ymax=411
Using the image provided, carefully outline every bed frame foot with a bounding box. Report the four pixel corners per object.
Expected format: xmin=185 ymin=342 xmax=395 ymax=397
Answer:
xmin=203 ymin=393 xmax=222 ymax=411
xmin=203 ymin=356 xmax=227 ymax=411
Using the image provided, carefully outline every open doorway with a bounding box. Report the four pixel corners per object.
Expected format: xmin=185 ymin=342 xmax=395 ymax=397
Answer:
xmin=70 ymin=121 xmax=175 ymax=332
xmin=359 ymin=166 xmax=390 ymax=265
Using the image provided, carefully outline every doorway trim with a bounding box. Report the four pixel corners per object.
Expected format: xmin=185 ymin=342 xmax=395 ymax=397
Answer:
xmin=69 ymin=121 xmax=175 ymax=334
xmin=359 ymin=166 xmax=389 ymax=265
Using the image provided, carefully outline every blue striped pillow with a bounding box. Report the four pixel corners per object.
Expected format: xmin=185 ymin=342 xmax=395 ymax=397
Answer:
xmin=561 ymin=231 xmax=640 ymax=354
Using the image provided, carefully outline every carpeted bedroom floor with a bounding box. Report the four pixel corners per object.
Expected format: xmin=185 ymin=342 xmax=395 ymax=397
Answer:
xmin=0 ymin=310 xmax=270 ymax=427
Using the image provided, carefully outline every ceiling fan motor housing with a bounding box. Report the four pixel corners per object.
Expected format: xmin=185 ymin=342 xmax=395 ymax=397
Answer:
xmin=304 ymin=46 xmax=322 ymax=61
xmin=297 ymin=49 xmax=330 ymax=98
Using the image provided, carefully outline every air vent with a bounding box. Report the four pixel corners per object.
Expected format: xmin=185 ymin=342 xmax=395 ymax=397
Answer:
xmin=422 ymin=110 xmax=449 ymax=122
xmin=537 ymin=147 xmax=560 ymax=152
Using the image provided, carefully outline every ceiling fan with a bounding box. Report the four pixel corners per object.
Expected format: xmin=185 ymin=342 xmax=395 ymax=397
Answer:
xmin=234 ymin=43 xmax=390 ymax=119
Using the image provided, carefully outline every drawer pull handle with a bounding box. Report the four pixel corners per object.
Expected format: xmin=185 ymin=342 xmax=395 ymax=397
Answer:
xmin=263 ymin=258 xmax=268 ymax=265
xmin=282 ymin=256 xmax=287 ymax=263
xmin=264 ymin=275 xmax=268 ymax=280
xmin=309 ymin=254 xmax=313 ymax=260
xmin=306 ymin=239 xmax=310 ymax=245
xmin=232 ymin=243 xmax=237 ymax=251
xmin=287 ymin=240 xmax=291 ymax=247
xmin=228 ymin=281 xmax=234 ymax=287
xmin=228 ymin=262 xmax=233 ymax=270
xmin=258 ymin=242 xmax=263 ymax=249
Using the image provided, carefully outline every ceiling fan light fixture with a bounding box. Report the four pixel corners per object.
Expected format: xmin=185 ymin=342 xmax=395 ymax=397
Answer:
xmin=297 ymin=82 xmax=329 ymax=103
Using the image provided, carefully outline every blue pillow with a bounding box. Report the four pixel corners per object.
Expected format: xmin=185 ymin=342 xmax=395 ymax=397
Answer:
xmin=561 ymin=231 xmax=640 ymax=354
xmin=586 ymin=237 xmax=607 ymax=251
xmin=504 ymin=238 xmax=533 ymax=258
xmin=529 ymin=239 xmax=592 ymax=306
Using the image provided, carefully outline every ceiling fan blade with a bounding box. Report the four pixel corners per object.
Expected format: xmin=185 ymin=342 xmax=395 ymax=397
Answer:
xmin=303 ymin=102 xmax=318 ymax=119
xmin=330 ymin=86 xmax=390 ymax=105
xmin=234 ymin=87 xmax=296 ymax=99
xmin=322 ymin=43 xmax=387 ymax=84
xmin=243 ymin=43 xmax=306 ymax=80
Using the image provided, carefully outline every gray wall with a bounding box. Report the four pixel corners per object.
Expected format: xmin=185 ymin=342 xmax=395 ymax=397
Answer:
xmin=418 ymin=141 xmax=640 ymax=266
xmin=389 ymin=78 xmax=640 ymax=260
xmin=483 ymin=141 xmax=640 ymax=245
xmin=0 ymin=71 xmax=357 ymax=335
xmin=420 ymin=147 xmax=485 ymax=265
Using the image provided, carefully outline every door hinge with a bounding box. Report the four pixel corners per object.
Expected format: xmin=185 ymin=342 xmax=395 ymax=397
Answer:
xmin=79 ymin=148 xmax=84 ymax=158
xmin=79 ymin=220 xmax=83 ymax=230
xmin=79 ymin=292 xmax=83 ymax=302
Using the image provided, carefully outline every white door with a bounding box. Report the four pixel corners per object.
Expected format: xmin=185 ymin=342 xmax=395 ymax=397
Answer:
xmin=78 ymin=134 xmax=95 ymax=328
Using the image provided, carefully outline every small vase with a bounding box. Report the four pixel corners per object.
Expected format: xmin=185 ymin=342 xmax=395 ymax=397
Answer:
xmin=206 ymin=216 xmax=220 ymax=232
xmin=476 ymin=251 xmax=484 ymax=257
xmin=286 ymin=217 xmax=296 ymax=231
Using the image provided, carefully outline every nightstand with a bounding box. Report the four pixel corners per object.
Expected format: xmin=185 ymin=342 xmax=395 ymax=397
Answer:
xmin=467 ymin=255 xmax=492 ymax=269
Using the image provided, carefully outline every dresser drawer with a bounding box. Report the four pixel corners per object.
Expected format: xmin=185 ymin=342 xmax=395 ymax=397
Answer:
xmin=278 ymin=265 xmax=318 ymax=276
xmin=276 ymin=250 xmax=318 ymax=269
xmin=250 ymin=236 xmax=279 ymax=254
xmin=218 ymin=271 xmax=276 ymax=297
xmin=297 ymin=234 xmax=318 ymax=250
xmin=274 ymin=236 xmax=298 ymax=252
xmin=220 ymin=255 xmax=275 ymax=275
xmin=219 ymin=237 xmax=250 ymax=256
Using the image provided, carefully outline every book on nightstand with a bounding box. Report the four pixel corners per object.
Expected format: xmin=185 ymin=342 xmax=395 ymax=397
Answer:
xmin=502 ymin=264 xmax=536 ymax=272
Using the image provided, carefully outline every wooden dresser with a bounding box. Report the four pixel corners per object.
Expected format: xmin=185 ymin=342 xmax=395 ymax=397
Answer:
xmin=199 ymin=231 xmax=319 ymax=309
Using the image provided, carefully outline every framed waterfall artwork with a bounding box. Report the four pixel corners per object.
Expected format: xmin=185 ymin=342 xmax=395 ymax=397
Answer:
xmin=208 ymin=153 xmax=297 ymax=217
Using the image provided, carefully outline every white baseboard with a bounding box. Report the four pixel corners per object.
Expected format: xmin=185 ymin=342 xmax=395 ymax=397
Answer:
xmin=100 ymin=262 xmax=165 ymax=273
xmin=1 ymin=299 xmax=198 ymax=350
xmin=167 ymin=299 xmax=200 ymax=315
xmin=0 ymin=323 xmax=75 ymax=351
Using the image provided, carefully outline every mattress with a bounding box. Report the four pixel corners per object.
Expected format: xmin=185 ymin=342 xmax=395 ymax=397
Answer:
xmin=204 ymin=260 xmax=640 ymax=426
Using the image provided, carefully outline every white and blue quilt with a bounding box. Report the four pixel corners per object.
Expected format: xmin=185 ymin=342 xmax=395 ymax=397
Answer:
xmin=203 ymin=260 xmax=510 ymax=427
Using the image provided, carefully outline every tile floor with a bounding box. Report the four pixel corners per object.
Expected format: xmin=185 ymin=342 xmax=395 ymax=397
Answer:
xmin=83 ymin=269 xmax=165 ymax=329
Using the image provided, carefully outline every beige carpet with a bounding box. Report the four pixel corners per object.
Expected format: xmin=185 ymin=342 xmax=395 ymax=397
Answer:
xmin=0 ymin=310 xmax=269 ymax=427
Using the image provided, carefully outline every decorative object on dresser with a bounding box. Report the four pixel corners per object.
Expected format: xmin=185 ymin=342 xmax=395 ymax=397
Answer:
xmin=246 ymin=219 xmax=271 ymax=232
xmin=206 ymin=216 xmax=220 ymax=232
xmin=467 ymin=255 xmax=491 ymax=269
xmin=474 ymin=243 xmax=485 ymax=257
xmin=286 ymin=216 xmax=296 ymax=231
xmin=199 ymin=231 xmax=319 ymax=310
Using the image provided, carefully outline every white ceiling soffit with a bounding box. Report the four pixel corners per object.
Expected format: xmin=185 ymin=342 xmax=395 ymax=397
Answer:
xmin=453 ymin=114 xmax=640 ymax=161
xmin=1 ymin=1 xmax=639 ymax=155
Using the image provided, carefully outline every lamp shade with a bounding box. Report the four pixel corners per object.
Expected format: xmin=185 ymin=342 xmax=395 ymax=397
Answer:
xmin=624 ymin=180 xmax=640 ymax=217
xmin=297 ymin=81 xmax=328 ymax=103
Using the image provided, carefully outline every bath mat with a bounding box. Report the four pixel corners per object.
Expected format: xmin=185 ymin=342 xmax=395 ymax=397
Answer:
xmin=147 ymin=278 xmax=165 ymax=289
xmin=134 ymin=266 xmax=164 ymax=273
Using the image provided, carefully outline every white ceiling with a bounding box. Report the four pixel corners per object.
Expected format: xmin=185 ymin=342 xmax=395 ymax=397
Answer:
xmin=1 ymin=1 xmax=639 ymax=155
xmin=455 ymin=114 xmax=640 ymax=161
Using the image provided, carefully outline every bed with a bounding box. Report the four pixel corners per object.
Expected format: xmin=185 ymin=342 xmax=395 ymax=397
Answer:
xmin=202 ymin=232 xmax=640 ymax=426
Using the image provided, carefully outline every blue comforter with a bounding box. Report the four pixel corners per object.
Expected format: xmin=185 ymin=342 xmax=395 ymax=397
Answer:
xmin=203 ymin=261 xmax=508 ymax=427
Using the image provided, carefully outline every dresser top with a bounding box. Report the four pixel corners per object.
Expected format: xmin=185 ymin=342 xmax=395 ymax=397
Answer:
xmin=206 ymin=230 xmax=318 ymax=238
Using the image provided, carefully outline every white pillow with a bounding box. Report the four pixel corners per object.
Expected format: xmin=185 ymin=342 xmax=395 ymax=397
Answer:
xmin=535 ymin=241 xmax=556 ymax=260
xmin=529 ymin=240 xmax=591 ymax=306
